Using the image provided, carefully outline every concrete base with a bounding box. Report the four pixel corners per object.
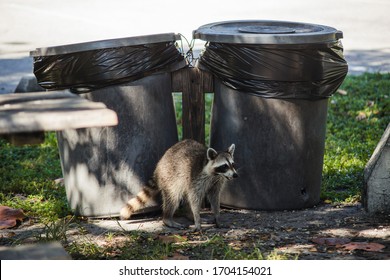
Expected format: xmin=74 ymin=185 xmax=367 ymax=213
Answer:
xmin=0 ymin=242 xmax=71 ymax=260
xmin=364 ymin=123 xmax=390 ymax=213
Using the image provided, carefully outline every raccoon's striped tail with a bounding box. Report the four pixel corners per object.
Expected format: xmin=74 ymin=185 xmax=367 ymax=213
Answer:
xmin=120 ymin=184 xmax=159 ymax=220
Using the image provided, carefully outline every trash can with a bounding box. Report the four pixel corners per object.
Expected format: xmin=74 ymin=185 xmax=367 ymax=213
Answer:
xmin=194 ymin=20 xmax=348 ymax=210
xmin=31 ymin=34 xmax=187 ymax=217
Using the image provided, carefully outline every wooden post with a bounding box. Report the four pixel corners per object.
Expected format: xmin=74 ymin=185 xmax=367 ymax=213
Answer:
xmin=172 ymin=67 xmax=213 ymax=144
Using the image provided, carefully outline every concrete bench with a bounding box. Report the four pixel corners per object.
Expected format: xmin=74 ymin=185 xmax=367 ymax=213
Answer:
xmin=0 ymin=76 xmax=118 ymax=145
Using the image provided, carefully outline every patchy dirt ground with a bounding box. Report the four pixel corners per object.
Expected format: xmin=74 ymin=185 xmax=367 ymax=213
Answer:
xmin=212 ymin=203 xmax=390 ymax=259
xmin=1 ymin=202 xmax=389 ymax=259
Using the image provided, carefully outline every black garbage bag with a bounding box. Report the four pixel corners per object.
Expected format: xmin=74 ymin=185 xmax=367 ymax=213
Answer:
xmin=198 ymin=41 xmax=348 ymax=100
xmin=33 ymin=41 xmax=184 ymax=93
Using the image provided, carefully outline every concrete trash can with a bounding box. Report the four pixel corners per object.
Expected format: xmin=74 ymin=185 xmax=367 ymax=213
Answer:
xmin=194 ymin=20 xmax=348 ymax=210
xmin=31 ymin=34 xmax=186 ymax=217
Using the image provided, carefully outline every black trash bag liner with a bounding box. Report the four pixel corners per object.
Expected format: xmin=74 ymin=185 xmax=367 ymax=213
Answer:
xmin=33 ymin=41 xmax=184 ymax=93
xmin=198 ymin=41 xmax=348 ymax=100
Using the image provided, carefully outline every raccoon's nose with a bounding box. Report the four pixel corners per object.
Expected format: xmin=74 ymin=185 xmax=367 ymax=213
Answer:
xmin=233 ymin=173 xmax=238 ymax=178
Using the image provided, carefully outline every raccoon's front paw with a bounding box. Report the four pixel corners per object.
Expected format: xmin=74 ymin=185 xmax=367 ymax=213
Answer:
xmin=192 ymin=226 xmax=202 ymax=233
xmin=215 ymin=218 xmax=228 ymax=229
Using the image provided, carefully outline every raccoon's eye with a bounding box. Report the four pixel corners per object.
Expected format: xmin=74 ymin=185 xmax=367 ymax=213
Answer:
xmin=215 ymin=164 xmax=229 ymax=173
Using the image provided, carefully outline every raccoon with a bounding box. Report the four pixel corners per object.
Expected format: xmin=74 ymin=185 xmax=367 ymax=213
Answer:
xmin=120 ymin=139 xmax=238 ymax=231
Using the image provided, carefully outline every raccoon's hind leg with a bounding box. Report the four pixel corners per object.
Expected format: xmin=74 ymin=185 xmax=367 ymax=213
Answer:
xmin=161 ymin=190 xmax=187 ymax=229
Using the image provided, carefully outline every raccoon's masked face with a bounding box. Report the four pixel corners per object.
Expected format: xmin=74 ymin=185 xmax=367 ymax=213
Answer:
xmin=207 ymin=144 xmax=238 ymax=180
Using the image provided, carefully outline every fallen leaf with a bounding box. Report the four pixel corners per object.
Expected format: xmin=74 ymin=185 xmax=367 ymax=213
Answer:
xmin=309 ymin=247 xmax=318 ymax=252
xmin=342 ymin=242 xmax=385 ymax=252
xmin=54 ymin=178 xmax=65 ymax=186
xmin=356 ymin=111 xmax=367 ymax=121
xmin=337 ymin=89 xmax=348 ymax=95
xmin=0 ymin=232 xmax=16 ymax=238
xmin=0 ymin=206 xmax=27 ymax=229
xmin=228 ymin=241 xmax=242 ymax=251
xmin=158 ymin=235 xmax=187 ymax=244
xmin=311 ymin=237 xmax=351 ymax=246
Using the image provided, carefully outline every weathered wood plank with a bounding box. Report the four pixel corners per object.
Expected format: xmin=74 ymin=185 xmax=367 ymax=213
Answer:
xmin=0 ymin=108 xmax=118 ymax=133
xmin=0 ymin=98 xmax=107 ymax=112
xmin=0 ymin=91 xmax=76 ymax=105
xmin=4 ymin=82 xmax=66 ymax=144
xmin=0 ymin=90 xmax=118 ymax=134
xmin=172 ymin=67 xmax=213 ymax=144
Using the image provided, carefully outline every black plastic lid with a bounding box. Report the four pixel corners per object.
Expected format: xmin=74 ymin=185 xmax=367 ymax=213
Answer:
xmin=30 ymin=33 xmax=181 ymax=56
xmin=193 ymin=20 xmax=343 ymax=44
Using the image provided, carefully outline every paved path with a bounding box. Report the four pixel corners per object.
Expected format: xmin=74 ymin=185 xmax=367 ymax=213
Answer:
xmin=1 ymin=0 xmax=389 ymax=93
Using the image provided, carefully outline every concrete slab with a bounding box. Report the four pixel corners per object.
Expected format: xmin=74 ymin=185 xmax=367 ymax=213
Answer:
xmin=0 ymin=242 xmax=71 ymax=260
xmin=364 ymin=123 xmax=390 ymax=213
xmin=85 ymin=215 xmax=216 ymax=234
xmin=87 ymin=217 xmax=167 ymax=233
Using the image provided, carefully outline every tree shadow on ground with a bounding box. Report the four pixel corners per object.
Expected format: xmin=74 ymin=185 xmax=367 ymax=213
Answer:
xmin=66 ymin=202 xmax=390 ymax=260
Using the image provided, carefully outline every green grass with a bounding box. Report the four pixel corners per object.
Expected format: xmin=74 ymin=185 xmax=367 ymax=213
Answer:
xmin=0 ymin=132 xmax=70 ymax=221
xmin=173 ymin=92 xmax=214 ymax=143
xmin=64 ymin=231 xmax=293 ymax=260
xmin=322 ymin=73 xmax=389 ymax=202
xmin=0 ymin=73 xmax=389 ymax=259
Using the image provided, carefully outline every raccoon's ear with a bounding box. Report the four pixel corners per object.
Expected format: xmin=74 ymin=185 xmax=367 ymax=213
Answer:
xmin=207 ymin=148 xmax=218 ymax=161
xmin=227 ymin=144 xmax=235 ymax=156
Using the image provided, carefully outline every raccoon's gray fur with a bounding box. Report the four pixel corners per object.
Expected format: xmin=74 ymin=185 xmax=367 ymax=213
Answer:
xmin=120 ymin=139 xmax=238 ymax=231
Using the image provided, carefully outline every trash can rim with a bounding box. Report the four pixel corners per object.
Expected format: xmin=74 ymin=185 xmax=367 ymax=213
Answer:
xmin=30 ymin=33 xmax=181 ymax=56
xmin=193 ymin=20 xmax=343 ymax=44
